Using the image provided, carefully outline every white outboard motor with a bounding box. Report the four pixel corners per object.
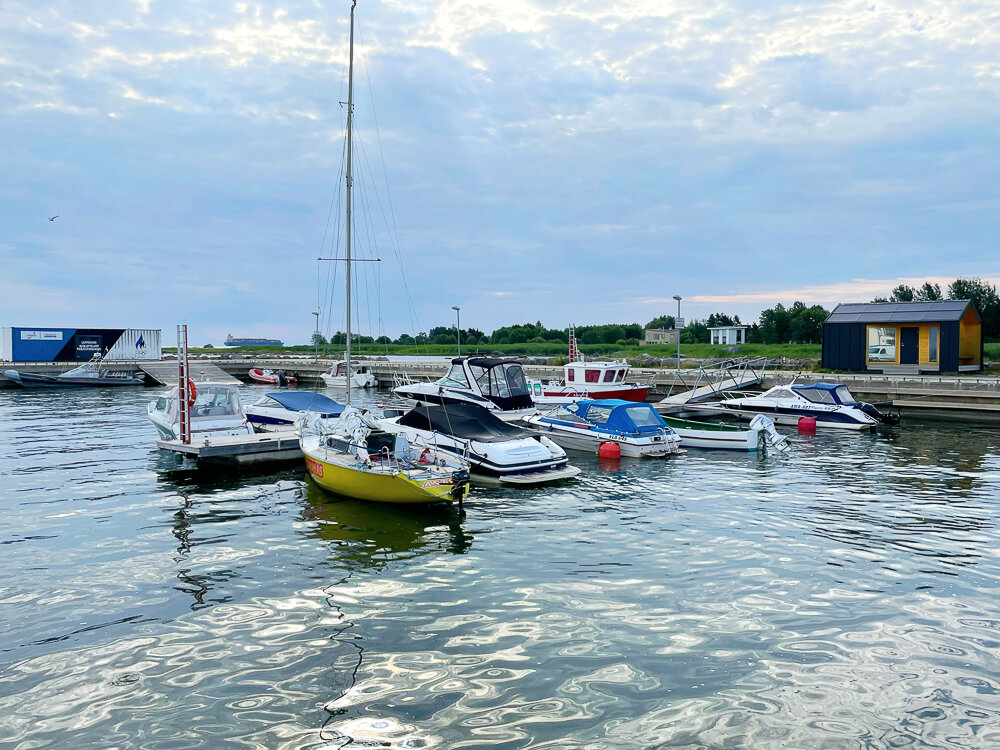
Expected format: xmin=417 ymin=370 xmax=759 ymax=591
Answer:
xmin=749 ymin=414 xmax=790 ymax=453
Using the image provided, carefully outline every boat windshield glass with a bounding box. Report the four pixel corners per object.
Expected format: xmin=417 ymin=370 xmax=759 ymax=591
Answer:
xmin=624 ymin=406 xmax=662 ymax=428
xmin=438 ymin=364 xmax=470 ymax=389
xmin=835 ymin=386 xmax=856 ymax=404
xmin=797 ymin=388 xmax=837 ymax=404
xmin=503 ymin=364 xmax=529 ymax=397
xmin=585 ymin=405 xmax=613 ymax=425
xmin=603 ymin=370 xmax=617 ymax=383
xmin=469 ymin=363 xmax=529 ymax=399
xmin=191 ymin=387 xmax=242 ymax=420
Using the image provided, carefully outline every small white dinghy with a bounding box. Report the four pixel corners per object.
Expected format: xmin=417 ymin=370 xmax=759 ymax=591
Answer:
xmin=147 ymin=382 xmax=252 ymax=440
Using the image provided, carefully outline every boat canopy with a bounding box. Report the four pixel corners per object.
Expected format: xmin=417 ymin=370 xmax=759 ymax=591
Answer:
xmin=563 ymin=399 xmax=668 ymax=434
xmin=398 ymin=403 xmax=527 ymax=443
xmin=463 ymin=357 xmax=534 ymax=410
xmin=266 ymin=392 xmax=344 ymax=413
xmin=791 ymin=383 xmax=857 ymax=405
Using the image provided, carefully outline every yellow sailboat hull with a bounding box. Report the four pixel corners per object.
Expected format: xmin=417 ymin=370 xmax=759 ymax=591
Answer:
xmin=303 ymin=445 xmax=468 ymax=505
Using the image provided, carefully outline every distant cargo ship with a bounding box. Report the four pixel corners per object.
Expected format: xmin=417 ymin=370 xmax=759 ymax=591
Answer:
xmin=224 ymin=334 xmax=284 ymax=347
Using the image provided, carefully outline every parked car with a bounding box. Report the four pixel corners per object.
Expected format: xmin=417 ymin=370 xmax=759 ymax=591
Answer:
xmin=868 ymin=345 xmax=895 ymax=362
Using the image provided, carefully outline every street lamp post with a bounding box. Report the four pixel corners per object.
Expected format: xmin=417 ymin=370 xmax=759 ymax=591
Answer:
xmin=312 ymin=310 xmax=320 ymax=364
xmin=673 ymin=295 xmax=682 ymax=372
xmin=452 ymin=306 xmax=461 ymax=356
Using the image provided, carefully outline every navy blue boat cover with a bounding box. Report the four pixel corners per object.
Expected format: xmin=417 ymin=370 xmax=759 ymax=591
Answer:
xmin=266 ymin=392 xmax=344 ymax=413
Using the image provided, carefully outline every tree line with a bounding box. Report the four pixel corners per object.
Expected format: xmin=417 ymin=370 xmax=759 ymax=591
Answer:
xmin=872 ymin=278 xmax=999 ymax=338
xmin=309 ymin=277 xmax=998 ymax=348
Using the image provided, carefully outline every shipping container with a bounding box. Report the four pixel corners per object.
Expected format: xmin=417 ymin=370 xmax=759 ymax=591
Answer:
xmin=1 ymin=327 xmax=162 ymax=362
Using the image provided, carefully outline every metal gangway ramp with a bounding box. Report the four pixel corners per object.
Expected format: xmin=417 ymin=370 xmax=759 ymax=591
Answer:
xmin=139 ymin=360 xmax=240 ymax=386
xmin=656 ymin=357 xmax=768 ymax=406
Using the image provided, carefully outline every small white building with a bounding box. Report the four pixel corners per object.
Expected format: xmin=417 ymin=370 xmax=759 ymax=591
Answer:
xmin=641 ymin=328 xmax=678 ymax=346
xmin=709 ymin=326 xmax=748 ymax=346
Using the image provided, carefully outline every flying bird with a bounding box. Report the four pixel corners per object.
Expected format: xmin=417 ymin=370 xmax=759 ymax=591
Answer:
xmin=48 ymin=215 xmax=59 ymax=221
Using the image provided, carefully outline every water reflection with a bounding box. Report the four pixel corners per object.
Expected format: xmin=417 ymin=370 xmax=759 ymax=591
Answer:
xmin=300 ymin=480 xmax=473 ymax=564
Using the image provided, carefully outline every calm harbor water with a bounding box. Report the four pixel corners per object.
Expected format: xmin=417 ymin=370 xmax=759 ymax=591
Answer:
xmin=1 ymin=386 xmax=999 ymax=749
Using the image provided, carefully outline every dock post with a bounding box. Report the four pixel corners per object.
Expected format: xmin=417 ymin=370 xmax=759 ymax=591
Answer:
xmin=177 ymin=324 xmax=191 ymax=444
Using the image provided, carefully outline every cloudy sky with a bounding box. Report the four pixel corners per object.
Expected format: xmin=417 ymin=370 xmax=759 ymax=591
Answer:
xmin=2 ymin=0 xmax=998 ymax=344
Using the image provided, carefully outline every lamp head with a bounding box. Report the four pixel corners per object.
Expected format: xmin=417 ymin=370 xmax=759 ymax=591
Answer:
xmin=672 ymin=295 xmax=682 ymax=301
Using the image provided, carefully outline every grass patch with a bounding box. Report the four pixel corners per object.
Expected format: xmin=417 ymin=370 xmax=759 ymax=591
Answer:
xmin=166 ymin=341 xmax=824 ymax=360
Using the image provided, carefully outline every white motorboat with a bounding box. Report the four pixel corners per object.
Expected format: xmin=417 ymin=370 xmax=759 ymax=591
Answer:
xmin=321 ymin=361 xmax=377 ymax=389
xmin=693 ymin=382 xmax=898 ymax=430
xmin=245 ymin=391 xmax=344 ymax=432
xmin=393 ymin=357 xmax=536 ymax=419
xmin=523 ymin=399 xmax=683 ymax=458
xmin=380 ymin=403 xmax=580 ymax=486
xmin=147 ymin=382 xmax=253 ymax=440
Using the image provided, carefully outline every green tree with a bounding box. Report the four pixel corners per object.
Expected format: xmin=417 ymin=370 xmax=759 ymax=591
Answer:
xmin=645 ymin=315 xmax=675 ymax=329
xmin=949 ymin=277 xmax=1000 ymax=338
xmin=759 ymin=304 xmax=791 ymax=344
xmin=310 ymin=332 xmax=327 ymax=347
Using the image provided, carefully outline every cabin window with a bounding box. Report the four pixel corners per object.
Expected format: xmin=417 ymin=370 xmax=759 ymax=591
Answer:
xmin=603 ymin=370 xmax=616 ymax=382
xmin=867 ymin=326 xmax=897 ymax=364
xmin=585 ymin=406 xmax=613 ymax=424
xmin=585 ymin=369 xmax=600 ymax=383
xmin=798 ymin=388 xmax=836 ymax=404
xmin=567 ymin=368 xmax=575 ymax=382
xmin=617 ymin=370 xmax=626 ymax=382
xmin=834 ymin=386 xmax=856 ymax=404
xmin=928 ymin=326 xmax=938 ymax=363
xmin=624 ymin=406 xmax=661 ymax=428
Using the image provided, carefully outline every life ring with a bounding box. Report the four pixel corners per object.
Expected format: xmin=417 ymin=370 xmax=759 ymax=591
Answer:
xmin=186 ymin=379 xmax=197 ymax=406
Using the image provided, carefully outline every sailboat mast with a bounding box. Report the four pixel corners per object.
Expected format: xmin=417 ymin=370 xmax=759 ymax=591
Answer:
xmin=344 ymin=0 xmax=357 ymax=406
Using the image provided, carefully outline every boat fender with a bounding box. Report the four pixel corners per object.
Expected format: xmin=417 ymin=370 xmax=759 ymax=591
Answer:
xmin=186 ymin=379 xmax=197 ymax=406
xmin=798 ymin=416 xmax=816 ymax=434
xmin=598 ymin=442 xmax=621 ymax=459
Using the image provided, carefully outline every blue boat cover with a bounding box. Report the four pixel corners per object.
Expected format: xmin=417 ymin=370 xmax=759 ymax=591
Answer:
xmin=565 ymin=399 xmax=668 ymax=435
xmin=266 ymin=391 xmax=344 ymax=413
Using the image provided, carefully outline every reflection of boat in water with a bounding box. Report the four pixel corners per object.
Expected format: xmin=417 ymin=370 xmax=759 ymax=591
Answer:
xmin=694 ymin=382 xmax=898 ymax=430
xmin=5 ymin=355 xmax=145 ymax=388
xmin=300 ymin=480 xmax=473 ymax=559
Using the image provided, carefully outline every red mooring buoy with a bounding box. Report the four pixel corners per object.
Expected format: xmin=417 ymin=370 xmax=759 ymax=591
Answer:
xmin=798 ymin=416 xmax=817 ymax=434
xmin=598 ymin=441 xmax=622 ymax=459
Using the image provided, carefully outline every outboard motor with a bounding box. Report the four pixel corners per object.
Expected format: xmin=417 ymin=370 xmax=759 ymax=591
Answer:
xmin=857 ymin=401 xmax=900 ymax=426
xmin=749 ymin=415 xmax=790 ymax=453
xmin=276 ymin=369 xmax=288 ymax=387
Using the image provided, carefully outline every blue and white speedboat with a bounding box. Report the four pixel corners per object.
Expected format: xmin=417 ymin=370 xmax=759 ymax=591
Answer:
xmin=523 ymin=399 xmax=683 ymax=457
xmin=246 ymin=391 xmax=344 ymax=431
xmin=696 ymin=382 xmax=898 ymax=430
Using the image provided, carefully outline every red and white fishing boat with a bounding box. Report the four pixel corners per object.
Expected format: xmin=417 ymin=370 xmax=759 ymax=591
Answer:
xmin=248 ymin=368 xmax=297 ymax=386
xmin=526 ymin=328 xmax=650 ymax=405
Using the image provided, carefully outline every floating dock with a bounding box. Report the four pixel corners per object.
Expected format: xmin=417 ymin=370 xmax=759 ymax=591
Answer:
xmin=157 ymin=432 xmax=303 ymax=467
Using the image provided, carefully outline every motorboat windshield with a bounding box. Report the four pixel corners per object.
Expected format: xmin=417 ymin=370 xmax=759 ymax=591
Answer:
xmin=465 ymin=358 xmax=534 ymax=410
xmin=161 ymin=384 xmax=245 ymax=424
xmin=793 ymin=383 xmax=858 ymax=405
xmin=437 ymin=363 xmax=471 ymax=389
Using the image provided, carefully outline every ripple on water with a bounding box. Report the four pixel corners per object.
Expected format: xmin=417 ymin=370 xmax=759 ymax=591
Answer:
xmin=1 ymin=390 xmax=1000 ymax=748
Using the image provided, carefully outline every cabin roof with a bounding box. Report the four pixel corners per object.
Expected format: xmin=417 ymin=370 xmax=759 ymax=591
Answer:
xmin=825 ymin=300 xmax=976 ymax=324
